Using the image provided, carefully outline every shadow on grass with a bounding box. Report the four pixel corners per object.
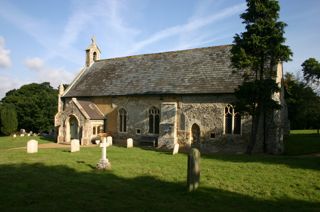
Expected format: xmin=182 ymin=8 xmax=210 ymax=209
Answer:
xmin=0 ymin=163 xmax=319 ymax=211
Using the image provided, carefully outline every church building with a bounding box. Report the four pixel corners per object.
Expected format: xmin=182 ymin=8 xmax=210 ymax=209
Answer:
xmin=54 ymin=38 xmax=287 ymax=153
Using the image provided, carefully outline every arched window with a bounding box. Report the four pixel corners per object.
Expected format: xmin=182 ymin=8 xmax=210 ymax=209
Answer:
xmin=224 ymin=104 xmax=241 ymax=135
xmin=93 ymin=52 xmax=97 ymax=61
xmin=119 ymin=108 xmax=127 ymax=133
xmin=149 ymin=107 xmax=160 ymax=134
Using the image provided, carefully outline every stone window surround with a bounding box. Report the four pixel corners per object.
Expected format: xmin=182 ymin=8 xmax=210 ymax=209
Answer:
xmin=223 ymin=104 xmax=242 ymax=135
xmin=118 ymin=108 xmax=127 ymax=133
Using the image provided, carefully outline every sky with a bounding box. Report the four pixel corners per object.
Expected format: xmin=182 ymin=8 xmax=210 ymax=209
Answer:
xmin=0 ymin=0 xmax=319 ymax=98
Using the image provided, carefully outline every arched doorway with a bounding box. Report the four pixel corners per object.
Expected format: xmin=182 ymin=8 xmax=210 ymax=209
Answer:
xmin=191 ymin=123 xmax=200 ymax=144
xmin=69 ymin=115 xmax=79 ymax=139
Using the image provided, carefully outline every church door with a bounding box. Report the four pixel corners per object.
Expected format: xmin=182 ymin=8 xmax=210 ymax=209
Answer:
xmin=191 ymin=124 xmax=200 ymax=144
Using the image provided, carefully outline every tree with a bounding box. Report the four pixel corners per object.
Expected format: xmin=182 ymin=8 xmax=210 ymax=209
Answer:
xmin=1 ymin=82 xmax=58 ymax=133
xmin=231 ymin=0 xmax=292 ymax=153
xmin=0 ymin=104 xmax=18 ymax=135
xmin=284 ymin=73 xmax=320 ymax=134
xmin=302 ymin=58 xmax=320 ymax=84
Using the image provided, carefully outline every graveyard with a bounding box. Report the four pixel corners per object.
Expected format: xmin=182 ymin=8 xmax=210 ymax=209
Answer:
xmin=0 ymin=132 xmax=319 ymax=211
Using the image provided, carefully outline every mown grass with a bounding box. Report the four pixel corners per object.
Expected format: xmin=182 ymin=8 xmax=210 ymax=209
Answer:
xmin=0 ymin=136 xmax=319 ymax=211
xmin=284 ymin=130 xmax=320 ymax=155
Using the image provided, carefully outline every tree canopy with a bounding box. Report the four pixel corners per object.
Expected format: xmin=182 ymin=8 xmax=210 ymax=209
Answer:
xmin=302 ymin=58 xmax=320 ymax=84
xmin=231 ymin=0 xmax=292 ymax=153
xmin=0 ymin=104 xmax=18 ymax=135
xmin=1 ymin=82 xmax=58 ymax=133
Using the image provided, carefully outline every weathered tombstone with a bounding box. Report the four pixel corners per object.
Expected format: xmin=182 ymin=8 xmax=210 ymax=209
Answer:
xmin=96 ymin=138 xmax=111 ymax=170
xmin=70 ymin=139 xmax=80 ymax=152
xmin=107 ymin=136 xmax=113 ymax=147
xmin=13 ymin=134 xmax=16 ymax=138
xmin=172 ymin=143 xmax=179 ymax=155
xmin=27 ymin=140 xmax=38 ymax=153
xmin=20 ymin=134 xmax=25 ymax=137
xmin=95 ymin=139 xmax=100 ymax=145
xmin=20 ymin=129 xmax=25 ymax=134
xmin=127 ymin=138 xmax=133 ymax=148
xmin=187 ymin=148 xmax=200 ymax=192
xmin=27 ymin=133 xmax=30 ymax=137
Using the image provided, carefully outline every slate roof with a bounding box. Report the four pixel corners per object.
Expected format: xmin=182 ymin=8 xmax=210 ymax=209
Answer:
xmin=77 ymin=99 xmax=104 ymax=120
xmin=63 ymin=45 xmax=243 ymax=97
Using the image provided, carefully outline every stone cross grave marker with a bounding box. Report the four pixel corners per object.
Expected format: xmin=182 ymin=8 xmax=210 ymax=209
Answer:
xmin=172 ymin=143 xmax=179 ymax=155
xmin=27 ymin=140 xmax=38 ymax=153
xmin=96 ymin=138 xmax=111 ymax=170
xmin=187 ymin=148 xmax=200 ymax=192
xmin=127 ymin=138 xmax=133 ymax=148
xmin=70 ymin=139 xmax=80 ymax=152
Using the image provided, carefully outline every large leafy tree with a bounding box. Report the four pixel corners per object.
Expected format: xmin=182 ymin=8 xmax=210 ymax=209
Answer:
xmin=1 ymin=82 xmax=58 ymax=133
xmin=231 ymin=0 xmax=292 ymax=153
xmin=0 ymin=104 xmax=18 ymax=135
xmin=302 ymin=58 xmax=320 ymax=84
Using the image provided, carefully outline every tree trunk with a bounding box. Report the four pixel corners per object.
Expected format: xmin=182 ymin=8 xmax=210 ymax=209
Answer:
xmin=263 ymin=108 xmax=267 ymax=153
xmin=247 ymin=105 xmax=261 ymax=154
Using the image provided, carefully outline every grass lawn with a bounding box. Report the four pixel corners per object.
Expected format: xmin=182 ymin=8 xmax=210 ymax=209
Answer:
xmin=0 ymin=135 xmax=319 ymax=211
xmin=284 ymin=130 xmax=320 ymax=155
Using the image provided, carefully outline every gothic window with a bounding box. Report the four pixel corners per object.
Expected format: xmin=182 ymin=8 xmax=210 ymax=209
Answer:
xmin=119 ymin=108 xmax=127 ymax=133
xmin=149 ymin=107 xmax=160 ymax=134
xmin=224 ymin=104 xmax=241 ymax=135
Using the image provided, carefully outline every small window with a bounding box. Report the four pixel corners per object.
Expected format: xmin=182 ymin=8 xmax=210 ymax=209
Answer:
xmin=136 ymin=129 xmax=141 ymax=134
xmin=210 ymin=133 xmax=215 ymax=139
xmin=93 ymin=126 xmax=97 ymax=135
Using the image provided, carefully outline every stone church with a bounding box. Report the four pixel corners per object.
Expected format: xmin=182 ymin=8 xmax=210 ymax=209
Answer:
xmin=54 ymin=38 xmax=287 ymax=153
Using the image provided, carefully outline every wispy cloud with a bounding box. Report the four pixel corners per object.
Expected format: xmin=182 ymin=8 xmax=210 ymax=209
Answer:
xmin=126 ymin=2 xmax=245 ymax=55
xmin=0 ymin=75 xmax=24 ymax=97
xmin=0 ymin=36 xmax=11 ymax=69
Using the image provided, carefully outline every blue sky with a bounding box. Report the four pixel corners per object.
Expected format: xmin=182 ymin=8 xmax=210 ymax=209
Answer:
xmin=0 ymin=0 xmax=319 ymax=98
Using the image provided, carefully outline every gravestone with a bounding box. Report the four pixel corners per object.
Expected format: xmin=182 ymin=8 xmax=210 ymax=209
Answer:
xmin=20 ymin=134 xmax=24 ymax=137
xmin=187 ymin=148 xmax=200 ymax=192
xmin=13 ymin=134 xmax=16 ymax=138
xmin=107 ymin=136 xmax=113 ymax=147
xmin=172 ymin=143 xmax=179 ymax=155
xmin=95 ymin=140 xmax=100 ymax=145
xmin=96 ymin=139 xmax=111 ymax=170
xmin=70 ymin=139 xmax=80 ymax=152
xmin=27 ymin=140 xmax=38 ymax=153
xmin=127 ymin=138 xmax=133 ymax=148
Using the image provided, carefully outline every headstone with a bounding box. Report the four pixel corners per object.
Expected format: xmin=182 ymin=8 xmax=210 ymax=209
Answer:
xmin=20 ymin=134 xmax=25 ymax=137
xmin=96 ymin=138 xmax=111 ymax=170
xmin=107 ymin=136 xmax=113 ymax=147
xmin=27 ymin=140 xmax=38 ymax=153
xmin=70 ymin=139 xmax=80 ymax=152
xmin=27 ymin=133 xmax=30 ymax=136
xmin=172 ymin=143 xmax=179 ymax=155
xmin=127 ymin=138 xmax=133 ymax=148
xmin=13 ymin=134 xmax=16 ymax=138
xmin=95 ymin=140 xmax=100 ymax=145
xmin=187 ymin=148 xmax=200 ymax=192
xmin=20 ymin=129 xmax=25 ymax=134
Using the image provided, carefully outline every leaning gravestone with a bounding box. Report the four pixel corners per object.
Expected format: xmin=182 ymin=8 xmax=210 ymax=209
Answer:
xmin=70 ymin=139 xmax=80 ymax=152
xmin=172 ymin=143 xmax=179 ymax=155
xmin=127 ymin=138 xmax=133 ymax=148
xmin=187 ymin=148 xmax=200 ymax=192
xmin=27 ymin=140 xmax=38 ymax=153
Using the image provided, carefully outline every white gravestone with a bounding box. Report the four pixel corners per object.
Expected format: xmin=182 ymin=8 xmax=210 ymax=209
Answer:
xmin=96 ymin=138 xmax=111 ymax=170
xmin=27 ymin=140 xmax=38 ymax=153
xmin=70 ymin=139 xmax=80 ymax=152
xmin=172 ymin=143 xmax=179 ymax=155
xmin=127 ymin=138 xmax=133 ymax=148
xmin=20 ymin=134 xmax=25 ymax=137
xmin=95 ymin=140 xmax=100 ymax=145
xmin=107 ymin=136 xmax=113 ymax=147
xmin=13 ymin=134 xmax=16 ymax=138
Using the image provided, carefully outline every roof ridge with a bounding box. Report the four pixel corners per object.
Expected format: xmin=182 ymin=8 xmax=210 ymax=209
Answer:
xmin=95 ymin=44 xmax=232 ymax=62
